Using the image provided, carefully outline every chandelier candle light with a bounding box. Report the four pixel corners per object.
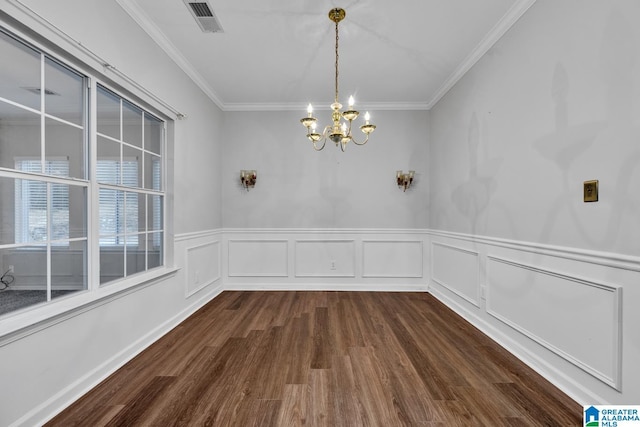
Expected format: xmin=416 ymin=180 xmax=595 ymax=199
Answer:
xmin=300 ymin=8 xmax=376 ymax=151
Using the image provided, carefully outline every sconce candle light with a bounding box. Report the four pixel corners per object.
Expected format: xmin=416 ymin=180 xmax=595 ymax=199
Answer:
xmin=240 ymin=170 xmax=257 ymax=190
xmin=397 ymin=170 xmax=415 ymax=192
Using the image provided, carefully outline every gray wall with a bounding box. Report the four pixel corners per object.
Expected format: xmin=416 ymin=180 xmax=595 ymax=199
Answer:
xmin=429 ymin=0 xmax=640 ymax=256
xmin=221 ymin=110 xmax=429 ymax=229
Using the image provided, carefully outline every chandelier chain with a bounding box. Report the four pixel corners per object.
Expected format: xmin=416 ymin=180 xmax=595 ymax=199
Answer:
xmin=334 ymin=18 xmax=339 ymax=103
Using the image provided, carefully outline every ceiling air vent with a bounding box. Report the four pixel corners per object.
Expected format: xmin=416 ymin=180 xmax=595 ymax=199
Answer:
xmin=183 ymin=1 xmax=224 ymax=33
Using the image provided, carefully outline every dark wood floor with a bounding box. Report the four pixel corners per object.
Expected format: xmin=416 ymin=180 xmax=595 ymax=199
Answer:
xmin=46 ymin=291 xmax=582 ymax=426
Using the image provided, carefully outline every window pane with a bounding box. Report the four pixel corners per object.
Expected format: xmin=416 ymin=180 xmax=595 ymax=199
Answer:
xmin=148 ymin=194 xmax=163 ymax=231
xmin=127 ymin=237 xmax=146 ymax=276
xmin=0 ymin=102 xmax=40 ymax=170
xmin=0 ymin=176 xmax=16 ymax=245
xmin=96 ymin=156 xmax=138 ymax=189
xmin=68 ymin=185 xmax=87 ymax=239
xmin=123 ymin=145 xmax=141 ymax=188
xmin=0 ymin=30 xmax=41 ymax=110
xmin=136 ymin=193 xmax=147 ymax=233
xmin=97 ymin=85 xmax=120 ymax=139
xmin=52 ymin=240 xmax=87 ymax=296
xmin=0 ymin=246 xmax=47 ymax=316
xmin=47 ymin=183 xmax=86 ymax=241
xmin=15 ymin=177 xmax=47 ymax=243
xmin=100 ymin=245 xmax=124 ymax=285
xmin=97 ymin=137 xmax=121 ymax=184
xmin=145 ymin=152 xmax=162 ymax=190
xmin=147 ymin=231 xmax=162 ymax=269
xmin=122 ymin=100 xmax=142 ymax=148
xmin=144 ymin=113 xmax=162 ymax=154
xmin=99 ymin=188 xmax=124 ymax=239
xmin=44 ymin=57 xmax=84 ymax=126
xmin=50 ymin=182 xmax=69 ymax=241
xmin=124 ymin=191 xmax=139 ymax=234
xmin=45 ymin=118 xmax=84 ymax=179
xmin=13 ymin=161 xmax=71 ymax=244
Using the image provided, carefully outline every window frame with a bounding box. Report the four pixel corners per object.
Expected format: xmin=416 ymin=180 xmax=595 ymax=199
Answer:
xmin=92 ymin=82 xmax=167 ymax=285
xmin=0 ymin=21 xmax=175 ymax=337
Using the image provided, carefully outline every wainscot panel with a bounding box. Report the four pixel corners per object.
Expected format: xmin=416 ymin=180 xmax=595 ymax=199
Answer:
xmin=486 ymin=256 xmax=621 ymax=390
xmin=186 ymin=241 xmax=221 ymax=297
xmin=228 ymin=240 xmax=288 ymax=277
xmin=362 ymin=240 xmax=423 ymax=278
xmin=295 ymin=240 xmax=355 ymax=278
xmin=431 ymin=241 xmax=480 ymax=306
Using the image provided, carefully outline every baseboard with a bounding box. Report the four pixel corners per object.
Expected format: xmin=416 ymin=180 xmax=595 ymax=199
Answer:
xmin=224 ymin=282 xmax=429 ymax=292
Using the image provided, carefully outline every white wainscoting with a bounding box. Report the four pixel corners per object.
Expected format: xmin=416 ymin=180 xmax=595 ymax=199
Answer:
xmin=223 ymin=230 xmax=428 ymax=291
xmin=431 ymin=242 xmax=480 ymax=307
xmin=486 ymin=256 xmax=621 ymax=389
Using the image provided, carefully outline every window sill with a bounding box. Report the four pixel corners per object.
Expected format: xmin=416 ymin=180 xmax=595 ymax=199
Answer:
xmin=0 ymin=266 xmax=179 ymax=346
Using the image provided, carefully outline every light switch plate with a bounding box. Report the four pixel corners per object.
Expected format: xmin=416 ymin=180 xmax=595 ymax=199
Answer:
xmin=584 ymin=180 xmax=598 ymax=202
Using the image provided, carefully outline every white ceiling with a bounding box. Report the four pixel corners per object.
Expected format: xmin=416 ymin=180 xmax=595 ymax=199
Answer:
xmin=116 ymin=0 xmax=535 ymax=111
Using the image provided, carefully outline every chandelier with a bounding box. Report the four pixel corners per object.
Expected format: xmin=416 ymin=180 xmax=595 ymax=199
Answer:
xmin=300 ymin=8 xmax=376 ymax=151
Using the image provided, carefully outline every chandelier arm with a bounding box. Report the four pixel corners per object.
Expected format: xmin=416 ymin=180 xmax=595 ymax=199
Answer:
xmin=313 ymin=138 xmax=327 ymax=151
xmin=346 ymin=120 xmax=353 ymax=138
xmin=350 ymin=134 xmax=370 ymax=146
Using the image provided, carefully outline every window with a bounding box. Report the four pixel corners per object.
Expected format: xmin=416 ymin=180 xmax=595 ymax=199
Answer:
xmin=0 ymin=27 xmax=167 ymax=318
xmin=96 ymin=85 xmax=165 ymax=284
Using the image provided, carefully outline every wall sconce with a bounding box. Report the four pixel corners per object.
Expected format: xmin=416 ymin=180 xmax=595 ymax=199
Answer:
xmin=240 ymin=170 xmax=257 ymax=191
xmin=396 ymin=170 xmax=415 ymax=192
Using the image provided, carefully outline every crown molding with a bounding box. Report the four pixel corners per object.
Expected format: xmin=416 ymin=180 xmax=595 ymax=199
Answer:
xmin=116 ymin=0 xmax=536 ymax=113
xmin=425 ymin=0 xmax=537 ymax=109
xmin=115 ymin=0 xmax=225 ymax=110
xmin=222 ymin=101 xmax=431 ymax=112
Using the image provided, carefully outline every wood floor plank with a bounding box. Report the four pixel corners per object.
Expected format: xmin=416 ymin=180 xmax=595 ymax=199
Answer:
xmin=311 ymin=306 xmax=332 ymax=369
xmin=103 ymin=375 xmax=176 ymax=427
xmin=308 ymin=369 xmax=333 ymax=426
xmin=330 ymin=355 xmax=366 ymax=427
xmin=240 ymin=398 xmax=282 ymax=427
xmin=276 ymin=384 xmax=309 ymax=426
xmin=328 ymin=292 xmax=365 ymax=352
xmin=46 ymin=291 xmax=582 ymax=426
xmin=284 ymin=312 xmax=312 ymax=384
